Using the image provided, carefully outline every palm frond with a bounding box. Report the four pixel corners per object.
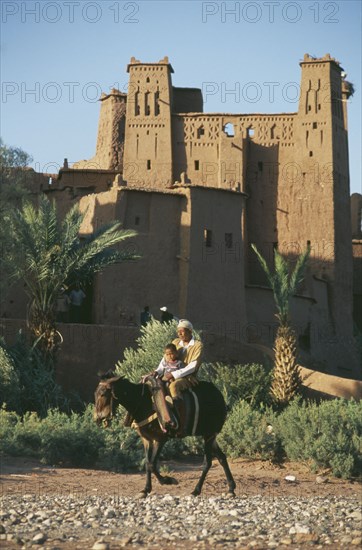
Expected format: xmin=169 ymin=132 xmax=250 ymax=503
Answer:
xmin=273 ymin=250 xmax=290 ymax=324
xmin=251 ymin=244 xmax=274 ymax=286
xmin=251 ymin=243 xmax=310 ymax=327
xmin=289 ymin=244 xmax=311 ymax=294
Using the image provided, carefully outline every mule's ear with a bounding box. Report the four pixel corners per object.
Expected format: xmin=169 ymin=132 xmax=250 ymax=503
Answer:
xmin=98 ymin=369 xmax=116 ymax=380
xmin=107 ymin=375 xmax=124 ymax=383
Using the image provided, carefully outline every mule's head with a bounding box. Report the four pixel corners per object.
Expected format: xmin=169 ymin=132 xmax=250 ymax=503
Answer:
xmin=94 ymin=375 xmax=122 ymax=426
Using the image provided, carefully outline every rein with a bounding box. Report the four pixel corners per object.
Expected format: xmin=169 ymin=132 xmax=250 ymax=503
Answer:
xmin=131 ymin=412 xmax=159 ymax=429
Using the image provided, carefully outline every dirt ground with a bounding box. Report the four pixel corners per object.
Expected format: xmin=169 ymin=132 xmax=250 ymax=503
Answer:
xmin=1 ymin=455 xmax=361 ymax=500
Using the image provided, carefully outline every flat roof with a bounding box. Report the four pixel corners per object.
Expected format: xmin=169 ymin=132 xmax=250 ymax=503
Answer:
xmin=121 ymin=184 xmax=247 ymax=198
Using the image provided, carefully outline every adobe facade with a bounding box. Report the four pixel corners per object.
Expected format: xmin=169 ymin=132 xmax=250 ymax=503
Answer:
xmin=2 ymin=54 xmax=359 ymax=378
xmin=351 ymin=193 xmax=362 ymax=334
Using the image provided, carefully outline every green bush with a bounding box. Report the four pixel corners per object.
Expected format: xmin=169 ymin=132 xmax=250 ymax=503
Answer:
xmin=115 ymin=318 xmax=198 ymax=381
xmin=37 ymin=408 xmax=102 ymax=466
xmin=1 ymin=397 xmax=361 ymax=479
xmin=0 ymin=404 xmax=148 ymax=470
xmin=218 ymin=399 xmax=280 ymax=461
xmin=11 ymin=411 xmax=42 ymax=455
xmin=11 ymin=334 xmax=75 ymax=415
xmin=0 ymin=407 xmax=23 ymax=455
xmin=96 ymin=407 xmax=145 ymax=471
xmin=0 ymin=333 xmax=77 ymax=416
xmin=202 ymin=362 xmax=272 ymax=408
xmin=0 ymin=343 xmax=21 ymax=410
xmin=0 ymin=407 xmax=99 ymax=466
xmin=115 ymin=322 xmax=271 ymax=410
xmin=2 ymin=320 xmax=361 ymax=480
xmin=275 ymin=398 xmax=362 ymax=478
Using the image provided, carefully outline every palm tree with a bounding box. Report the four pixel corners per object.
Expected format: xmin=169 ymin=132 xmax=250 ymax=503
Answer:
xmin=251 ymin=244 xmax=311 ymax=404
xmin=6 ymin=195 xmax=139 ymax=353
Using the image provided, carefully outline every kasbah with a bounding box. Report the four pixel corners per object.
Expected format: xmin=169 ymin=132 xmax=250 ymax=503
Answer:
xmin=3 ymin=54 xmax=361 ymax=400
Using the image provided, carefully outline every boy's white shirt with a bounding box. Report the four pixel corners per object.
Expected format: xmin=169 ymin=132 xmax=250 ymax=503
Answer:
xmin=156 ymin=358 xmax=182 ymax=375
xmin=170 ymin=338 xmax=197 ymax=379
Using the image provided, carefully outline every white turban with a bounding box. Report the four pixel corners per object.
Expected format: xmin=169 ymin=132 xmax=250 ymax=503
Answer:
xmin=177 ymin=319 xmax=193 ymax=331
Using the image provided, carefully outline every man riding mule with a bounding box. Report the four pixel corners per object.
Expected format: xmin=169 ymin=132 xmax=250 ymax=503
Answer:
xmin=144 ymin=319 xmax=203 ymax=436
xmin=94 ymin=374 xmax=236 ymax=497
xmin=94 ymin=317 xmax=236 ymax=497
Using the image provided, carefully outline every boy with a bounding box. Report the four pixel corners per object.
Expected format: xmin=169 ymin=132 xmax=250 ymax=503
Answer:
xmin=143 ymin=343 xmax=183 ymax=382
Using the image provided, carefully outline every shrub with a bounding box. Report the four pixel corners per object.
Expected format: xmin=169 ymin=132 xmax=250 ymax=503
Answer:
xmin=218 ymin=399 xmax=281 ymax=461
xmin=275 ymin=398 xmax=362 ymax=478
xmin=37 ymin=408 xmax=103 ymax=466
xmin=96 ymin=407 xmax=144 ymax=471
xmin=0 ymin=407 xmax=101 ymax=466
xmin=10 ymin=334 xmax=71 ymax=414
xmin=115 ymin=318 xmax=198 ymax=381
xmin=0 ymin=407 xmax=23 ymax=455
xmin=0 ymin=404 xmax=146 ymax=470
xmin=1 ymin=332 xmax=78 ymax=416
xmin=202 ymin=362 xmax=272 ymax=408
xmin=11 ymin=411 xmax=42 ymax=455
xmin=0 ymin=342 xmax=21 ymax=410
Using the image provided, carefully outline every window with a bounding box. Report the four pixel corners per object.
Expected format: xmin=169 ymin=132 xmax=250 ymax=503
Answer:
xmin=309 ymin=151 xmax=313 ymax=157
xmin=145 ymin=92 xmax=151 ymax=116
xmin=194 ymin=160 xmax=200 ymax=171
xmin=225 ymin=233 xmax=233 ymax=249
xmin=154 ymin=91 xmax=160 ymax=116
xmin=223 ymin=123 xmax=235 ymax=137
xmin=135 ymin=91 xmax=140 ymax=116
xmin=271 ymin=124 xmax=280 ymax=140
xmin=313 ymin=122 xmax=317 ymax=129
xmin=204 ymin=229 xmax=212 ymax=247
xmin=247 ymin=127 xmax=254 ymax=138
xmin=258 ymin=162 xmax=263 ymax=172
xmin=147 ymin=160 xmax=151 ymax=170
xmin=197 ymin=126 xmax=205 ymax=139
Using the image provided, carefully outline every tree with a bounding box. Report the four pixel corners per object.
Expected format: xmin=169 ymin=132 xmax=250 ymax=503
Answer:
xmin=251 ymin=244 xmax=311 ymax=404
xmin=0 ymin=139 xmax=32 ymax=299
xmin=6 ymin=195 xmax=139 ymax=353
xmin=0 ymin=138 xmax=33 ymax=188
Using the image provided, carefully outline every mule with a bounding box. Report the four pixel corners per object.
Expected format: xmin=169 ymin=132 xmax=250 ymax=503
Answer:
xmin=94 ymin=375 xmax=236 ymax=497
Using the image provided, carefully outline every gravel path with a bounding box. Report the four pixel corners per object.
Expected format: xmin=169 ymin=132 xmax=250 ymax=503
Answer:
xmin=1 ymin=493 xmax=361 ymax=549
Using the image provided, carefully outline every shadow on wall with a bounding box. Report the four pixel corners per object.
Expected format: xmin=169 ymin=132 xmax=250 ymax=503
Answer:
xmin=55 ymin=323 xmax=140 ymax=402
xmin=245 ymin=143 xmax=279 ymax=286
xmin=0 ymin=319 xmax=140 ymax=403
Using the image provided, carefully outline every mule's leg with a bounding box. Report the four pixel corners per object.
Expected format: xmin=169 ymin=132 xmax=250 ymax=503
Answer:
xmin=140 ymin=438 xmax=154 ymax=497
xmin=212 ymin=439 xmax=236 ymax=496
xmin=152 ymin=440 xmax=178 ymax=486
xmin=191 ymin=436 xmax=214 ymax=496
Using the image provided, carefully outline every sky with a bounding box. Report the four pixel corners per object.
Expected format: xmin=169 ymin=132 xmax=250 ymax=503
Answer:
xmin=1 ymin=0 xmax=361 ymax=194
